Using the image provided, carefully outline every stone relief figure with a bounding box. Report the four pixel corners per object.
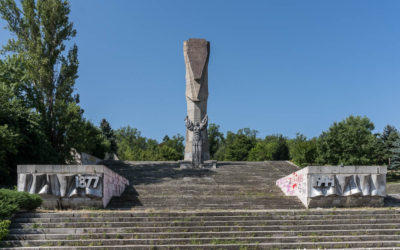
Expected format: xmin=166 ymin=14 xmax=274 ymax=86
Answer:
xmin=185 ymin=115 xmax=208 ymax=167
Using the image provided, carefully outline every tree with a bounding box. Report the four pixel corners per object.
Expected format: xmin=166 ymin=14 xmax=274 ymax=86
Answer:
xmin=208 ymin=123 xmax=225 ymax=159
xmin=248 ymin=134 xmax=290 ymax=161
xmin=115 ymin=126 xmax=146 ymax=160
xmin=69 ymin=119 xmax=109 ymax=159
xmin=100 ymin=118 xmax=117 ymax=154
xmin=159 ymin=134 xmax=184 ymax=160
xmin=316 ymin=115 xmax=379 ymax=165
xmin=0 ymin=55 xmax=54 ymax=185
xmin=379 ymin=125 xmax=399 ymax=165
xmin=389 ymin=138 xmax=400 ymax=170
xmin=288 ymin=133 xmax=317 ymax=167
xmin=0 ymin=0 xmax=81 ymax=162
xmin=224 ymin=128 xmax=258 ymax=161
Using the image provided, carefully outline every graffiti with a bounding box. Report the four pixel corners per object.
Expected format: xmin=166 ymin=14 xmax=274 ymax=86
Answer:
xmin=276 ymin=169 xmax=306 ymax=196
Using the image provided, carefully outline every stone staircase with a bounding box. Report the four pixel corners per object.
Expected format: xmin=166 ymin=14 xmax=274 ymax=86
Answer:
xmin=3 ymin=209 xmax=400 ymax=249
xmin=3 ymin=161 xmax=400 ymax=249
xmin=105 ymin=161 xmax=303 ymax=210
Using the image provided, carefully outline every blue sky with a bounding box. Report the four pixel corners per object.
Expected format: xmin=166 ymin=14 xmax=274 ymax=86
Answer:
xmin=1 ymin=0 xmax=400 ymax=141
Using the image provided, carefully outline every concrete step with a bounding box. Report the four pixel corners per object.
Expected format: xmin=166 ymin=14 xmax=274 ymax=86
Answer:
xmin=10 ymin=219 xmax=400 ymax=229
xmin=9 ymin=223 xmax=400 ymax=235
xmin=14 ymin=210 xmax=400 ymax=218
xmin=104 ymin=161 xmax=304 ymax=209
xmin=3 ymin=235 xmax=400 ymax=247
xmin=5 ymin=209 xmax=400 ymax=249
xmin=3 ymin=239 xmax=400 ymax=249
xmin=13 ymin=214 xmax=400 ymax=223
xmin=6 ymin=229 xmax=400 ymax=241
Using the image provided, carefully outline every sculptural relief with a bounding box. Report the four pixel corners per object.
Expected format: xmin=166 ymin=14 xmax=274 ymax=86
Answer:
xmin=310 ymin=174 xmax=385 ymax=197
xmin=18 ymin=173 xmax=103 ymax=199
xmin=185 ymin=115 xmax=208 ymax=167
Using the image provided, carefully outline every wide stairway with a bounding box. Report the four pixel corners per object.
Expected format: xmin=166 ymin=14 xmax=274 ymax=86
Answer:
xmin=3 ymin=161 xmax=400 ymax=249
xmin=3 ymin=209 xmax=400 ymax=249
xmin=105 ymin=161 xmax=303 ymax=209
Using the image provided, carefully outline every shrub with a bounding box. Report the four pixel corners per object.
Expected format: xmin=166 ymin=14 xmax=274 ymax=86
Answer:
xmin=0 ymin=189 xmax=42 ymax=212
xmin=0 ymin=189 xmax=42 ymax=241
xmin=0 ymin=220 xmax=10 ymax=241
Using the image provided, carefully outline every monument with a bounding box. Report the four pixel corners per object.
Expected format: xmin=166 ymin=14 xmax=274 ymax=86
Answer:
xmin=180 ymin=38 xmax=216 ymax=168
xmin=17 ymin=164 xmax=129 ymax=209
xmin=276 ymin=165 xmax=387 ymax=208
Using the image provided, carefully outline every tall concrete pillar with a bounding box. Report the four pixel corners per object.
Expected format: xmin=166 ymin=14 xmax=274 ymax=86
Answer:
xmin=183 ymin=38 xmax=210 ymax=161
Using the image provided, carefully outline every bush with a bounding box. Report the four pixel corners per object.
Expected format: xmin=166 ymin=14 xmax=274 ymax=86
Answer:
xmin=0 ymin=220 xmax=10 ymax=241
xmin=0 ymin=189 xmax=42 ymax=214
xmin=0 ymin=189 xmax=42 ymax=241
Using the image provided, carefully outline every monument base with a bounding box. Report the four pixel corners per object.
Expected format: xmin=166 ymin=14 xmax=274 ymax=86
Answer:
xmin=17 ymin=165 xmax=129 ymax=209
xmin=276 ymin=165 xmax=387 ymax=208
xmin=179 ymin=160 xmax=217 ymax=169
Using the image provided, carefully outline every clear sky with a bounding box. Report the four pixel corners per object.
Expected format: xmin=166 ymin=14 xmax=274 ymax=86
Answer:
xmin=1 ymin=0 xmax=400 ymax=141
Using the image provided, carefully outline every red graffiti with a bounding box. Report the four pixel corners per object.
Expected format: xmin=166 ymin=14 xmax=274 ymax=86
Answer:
xmin=292 ymin=183 xmax=297 ymax=189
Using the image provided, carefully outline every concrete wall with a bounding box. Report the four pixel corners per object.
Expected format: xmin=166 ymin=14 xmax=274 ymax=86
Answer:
xmin=276 ymin=165 xmax=387 ymax=208
xmin=17 ymin=165 xmax=129 ymax=209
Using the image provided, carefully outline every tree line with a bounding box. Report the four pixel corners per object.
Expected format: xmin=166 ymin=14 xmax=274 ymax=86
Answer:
xmin=1 ymin=0 xmax=400 ymax=187
xmin=112 ymin=116 xmax=400 ymax=171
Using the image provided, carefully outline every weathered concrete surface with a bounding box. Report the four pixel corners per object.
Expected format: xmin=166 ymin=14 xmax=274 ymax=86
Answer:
xmin=184 ymin=38 xmax=210 ymax=162
xmin=4 ymin=209 xmax=400 ymax=249
xmin=276 ymin=165 xmax=387 ymax=208
xmin=17 ymin=165 xmax=129 ymax=209
xmin=105 ymin=161 xmax=303 ymax=210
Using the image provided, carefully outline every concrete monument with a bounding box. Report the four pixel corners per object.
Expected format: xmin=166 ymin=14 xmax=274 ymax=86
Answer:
xmin=183 ymin=38 xmax=210 ymax=162
xmin=276 ymin=165 xmax=387 ymax=208
xmin=180 ymin=38 xmax=216 ymax=168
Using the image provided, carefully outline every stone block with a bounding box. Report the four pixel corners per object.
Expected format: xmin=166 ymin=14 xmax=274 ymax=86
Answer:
xmin=276 ymin=165 xmax=387 ymax=208
xmin=17 ymin=164 xmax=128 ymax=209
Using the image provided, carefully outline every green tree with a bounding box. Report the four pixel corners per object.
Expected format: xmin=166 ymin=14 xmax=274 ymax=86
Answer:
xmin=316 ymin=115 xmax=379 ymax=165
xmin=224 ymin=128 xmax=257 ymax=161
xmin=379 ymin=125 xmax=399 ymax=165
xmin=248 ymin=134 xmax=290 ymax=161
xmin=115 ymin=126 xmax=146 ymax=160
xmin=0 ymin=0 xmax=81 ymax=162
xmin=100 ymin=118 xmax=117 ymax=154
xmin=389 ymin=138 xmax=400 ymax=170
xmin=0 ymin=56 xmax=53 ymax=185
xmin=69 ymin=119 xmax=109 ymax=159
xmin=288 ymin=133 xmax=317 ymax=167
xmin=208 ymin=123 xmax=225 ymax=159
xmin=157 ymin=134 xmax=184 ymax=161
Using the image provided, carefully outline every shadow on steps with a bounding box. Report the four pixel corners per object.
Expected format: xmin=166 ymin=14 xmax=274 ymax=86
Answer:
xmin=101 ymin=160 xmax=216 ymax=209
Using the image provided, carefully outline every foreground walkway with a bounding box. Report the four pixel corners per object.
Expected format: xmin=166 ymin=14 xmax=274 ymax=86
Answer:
xmin=3 ymin=209 xmax=400 ymax=249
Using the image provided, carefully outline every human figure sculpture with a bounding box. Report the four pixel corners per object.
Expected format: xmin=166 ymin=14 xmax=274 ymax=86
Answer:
xmin=185 ymin=115 xmax=208 ymax=167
